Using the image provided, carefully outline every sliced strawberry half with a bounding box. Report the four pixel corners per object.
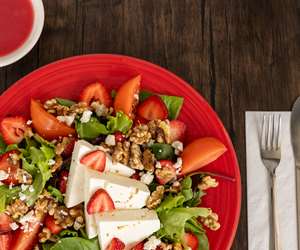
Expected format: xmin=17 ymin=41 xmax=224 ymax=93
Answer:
xmin=62 ymin=137 xmax=76 ymax=158
xmin=0 ymin=116 xmax=28 ymax=145
xmin=106 ymin=237 xmax=125 ymax=250
xmin=134 ymin=115 xmax=147 ymax=126
xmin=137 ymin=95 xmax=168 ymax=121
xmin=169 ymin=120 xmax=186 ymax=142
xmin=45 ymin=215 xmax=63 ymax=234
xmin=131 ymin=241 xmax=144 ymax=250
xmin=10 ymin=216 xmax=43 ymax=250
xmin=80 ymin=82 xmax=112 ymax=107
xmin=130 ymin=172 xmax=140 ymax=180
xmin=0 ymin=150 xmax=20 ymax=185
xmin=58 ymin=170 xmax=69 ymax=194
xmin=87 ymin=188 xmax=115 ymax=215
xmin=155 ymin=160 xmax=176 ymax=185
xmin=184 ymin=233 xmax=199 ymax=250
xmin=80 ymin=150 xmax=106 ymax=172
xmin=0 ymin=213 xmax=13 ymax=234
xmin=0 ymin=232 xmax=12 ymax=250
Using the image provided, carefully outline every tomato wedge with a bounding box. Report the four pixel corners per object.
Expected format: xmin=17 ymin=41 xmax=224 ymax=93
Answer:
xmin=181 ymin=137 xmax=227 ymax=175
xmin=114 ymin=75 xmax=141 ymax=118
xmin=30 ymin=99 xmax=75 ymax=140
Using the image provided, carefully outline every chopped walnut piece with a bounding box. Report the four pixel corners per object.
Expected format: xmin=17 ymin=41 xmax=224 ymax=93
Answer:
xmin=148 ymin=120 xmax=170 ymax=143
xmin=53 ymin=206 xmax=74 ymax=228
xmin=198 ymin=176 xmax=219 ymax=190
xmin=159 ymin=242 xmax=173 ymax=250
xmin=51 ymin=155 xmax=63 ymax=173
xmin=6 ymin=199 xmax=29 ymax=219
xmin=44 ymin=99 xmax=70 ymax=116
xmin=200 ymin=211 xmax=221 ymax=231
xmin=112 ymin=141 xmax=130 ymax=165
xmin=168 ymin=181 xmax=181 ymax=193
xmin=129 ymin=143 xmax=144 ymax=170
xmin=155 ymin=166 xmax=176 ymax=185
xmin=39 ymin=227 xmax=52 ymax=243
xmin=69 ymin=102 xmax=89 ymax=115
xmin=146 ymin=185 xmax=165 ymax=209
xmin=129 ymin=125 xmax=152 ymax=145
xmin=142 ymin=149 xmax=155 ymax=172
xmin=55 ymin=137 xmax=73 ymax=155
xmin=173 ymin=243 xmax=183 ymax=250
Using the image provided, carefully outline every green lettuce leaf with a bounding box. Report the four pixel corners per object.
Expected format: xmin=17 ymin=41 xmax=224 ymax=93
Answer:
xmin=47 ymin=185 xmax=64 ymax=203
xmin=157 ymin=207 xmax=210 ymax=242
xmin=0 ymin=185 xmax=21 ymax=212
xmin=139 ymin=91 xmax=184 ymax=119
xmin=75 ymin=117 xmax=108 ymax=139
xmin=56 ymin=98 xmax=76 ymax=107
xmin=0 ymin=135 xmax=7 ymax=154
xmin=156 ymin=194 xmax=185 ymax=213
xmin=107 ymin=111 xmax=133 ymax=134
xmin=49 ymin=237 xmax=100 ymax=250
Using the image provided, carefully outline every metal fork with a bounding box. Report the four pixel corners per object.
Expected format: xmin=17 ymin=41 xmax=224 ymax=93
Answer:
xmin=260 ymin=114 xmax=282 ymax=250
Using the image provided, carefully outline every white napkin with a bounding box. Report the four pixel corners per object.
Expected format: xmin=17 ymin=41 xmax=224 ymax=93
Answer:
xmin=246 ymin=111 xmax=298 ymax=250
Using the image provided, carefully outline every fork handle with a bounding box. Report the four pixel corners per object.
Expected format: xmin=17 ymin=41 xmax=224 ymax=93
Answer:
xmin=270 ymin=173 xmax=282 ymax=250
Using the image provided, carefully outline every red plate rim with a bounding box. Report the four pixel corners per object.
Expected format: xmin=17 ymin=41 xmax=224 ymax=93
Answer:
xmin=0 ymin=54 xmax=241 ymax=249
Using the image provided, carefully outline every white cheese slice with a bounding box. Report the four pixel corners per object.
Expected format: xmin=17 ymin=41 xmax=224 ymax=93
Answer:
xmin=84 ymin=171 xmax=150 ymax=239
xmin=94 ymin=209 xmax=160 ymax=250
xmin=65 ymin=140 xmax=135 ymax=208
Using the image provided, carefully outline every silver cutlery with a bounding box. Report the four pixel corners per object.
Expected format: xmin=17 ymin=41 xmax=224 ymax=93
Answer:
xmin=260 ymin=114 xmax=282 ymax=250
xmin=291 ymin=97 xmax=300 ymax=249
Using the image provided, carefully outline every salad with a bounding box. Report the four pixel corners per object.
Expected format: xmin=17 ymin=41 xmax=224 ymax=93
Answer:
xmin=0 ymin=75 xmax=228 ymax=250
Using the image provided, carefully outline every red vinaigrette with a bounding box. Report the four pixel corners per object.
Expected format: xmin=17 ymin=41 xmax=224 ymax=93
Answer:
xmin=0 ymin=0 xmax=34 ymax=57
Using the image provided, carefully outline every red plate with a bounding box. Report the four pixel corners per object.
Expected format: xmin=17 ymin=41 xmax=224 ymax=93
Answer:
xmin=0 ymin=54 xmax=241 ymax=250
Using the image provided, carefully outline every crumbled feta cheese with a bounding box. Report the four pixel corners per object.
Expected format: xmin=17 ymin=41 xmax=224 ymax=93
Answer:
xmin=144 ymin=236 xmax=161 ymax=250
xmin=48 ymin=159 xmax=56 ymax=166
xmin=23 ymin=174 xmax=28 ymax=183
xmin=105 ymin=134 xmax=116 ymax=146
xmin=0 ymin=170 xmax=9 ymax=181
xmin=155 ymin=161 xmax=161 ymax=169
xmin=80 ymin=110 xmax=93 ymax=123
xmin=19 ymin=211 xmax=36 ymax=225
xmin=140 ymin=172 xmax=154 ymax=185
xmin=19 ymin=193 xmax=27 ymax=201
xmin=26 ymin=120 xmax=32 ymax=125
xmin=174 ymin=157 xmax=182 ymax=174
xmin=29 ymin=185 xmax=35 ymax=193
xmin=57 ymin=115 xmax=75 ymax=126
xmin=9 ymin=222 xmax=19 ymax=231
xmin=147 ymin=139 xmax=155 ymax=147
xmin=21 ymin=184 xmax=28 ymax=191
xmin=91 ymin=102 xmax=108 ymax=117
xmin=172 ymin=141 xmax=183 ymax=155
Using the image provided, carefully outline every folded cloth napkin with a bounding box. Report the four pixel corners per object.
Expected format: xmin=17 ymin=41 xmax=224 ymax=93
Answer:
xmin=246 ymin=111 xmax=298 ymax=250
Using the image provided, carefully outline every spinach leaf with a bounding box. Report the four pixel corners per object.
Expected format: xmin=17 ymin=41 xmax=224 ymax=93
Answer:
xmin=157 ymin=207 xmax=210 ymax=242
xmin=56 ymin=98 xmax=76 ymax=107
xmin=150 ymin=143 xmax=174 ymax=160
xmin=50 ymin=237 xmax=100 ymax=250
xmin=107 ymin=111 xmax=133 ymax=134
xmin=139 ymin=91 xmax=184 ymax=119
xmin=42 ymin=243 xmax=55 ymax=250
xmin=0 ymin=135 xmax=6 ymax=154
xmin=195 ymin=233 xmax=209 ymax=250
xmin=47 ymin=185 xmax=64 ymax=203
xmin=75 ymin=117 xmax=108 ymax=139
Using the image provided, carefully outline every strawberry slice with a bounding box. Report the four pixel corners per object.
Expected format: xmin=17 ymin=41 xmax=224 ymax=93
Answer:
xmin=0 ymin=116 xmax=28 ymax=144
xmin=80 ymin=82 xmax=112 ymax=107
xmin=0 ymin=150 xmax=20 ymax=185
xmin=10 ymin=216 xmax=43 ymax=250
xmin=155 ymin=160 xmax=176 ymax=185
xmin=58 ymin=170 xmax=69 ymax=194
xmin=45 ymin=215 xmax=63 ymax=234
xmin=62 ymin=137 xmax=76 ymax=158
xmin=169 ymin=120 xmax=186 ymax=142
xmin=134 ymin=115 xmax=147 ymax=126
xmin=137 ymin=96 xmax=168 ymax=121
xmin=80 ymin=150 xmax=106 ymax=172
xmin=130 ymin=172 xmax=140 ymax=180
xmin=131 ymin=241 xmax=144 ymax=250
xmin=87 ymin=188 xmax=115 ymax=215
xmin=0 ymin=213 xmax=13 ymax=234
xmin=106 ymin=237 xmax=125 ymax=250
xmin=0 ymin=232 xmax=12 ymax=250
xmin=184 ymin=233 xmax=199 ymax=250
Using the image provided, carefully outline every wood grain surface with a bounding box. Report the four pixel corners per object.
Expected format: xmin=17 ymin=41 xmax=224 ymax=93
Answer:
xmin=1 ymin=0 xmax=300 ymax=249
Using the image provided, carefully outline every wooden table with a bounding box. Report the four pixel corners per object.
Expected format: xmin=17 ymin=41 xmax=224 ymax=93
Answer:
xmin=1 ymin=0 xmax=299 ymax=249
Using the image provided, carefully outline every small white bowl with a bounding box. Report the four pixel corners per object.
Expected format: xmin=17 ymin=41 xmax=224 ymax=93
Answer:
xmin=0 ymin=0 xmax=44 ymax=67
